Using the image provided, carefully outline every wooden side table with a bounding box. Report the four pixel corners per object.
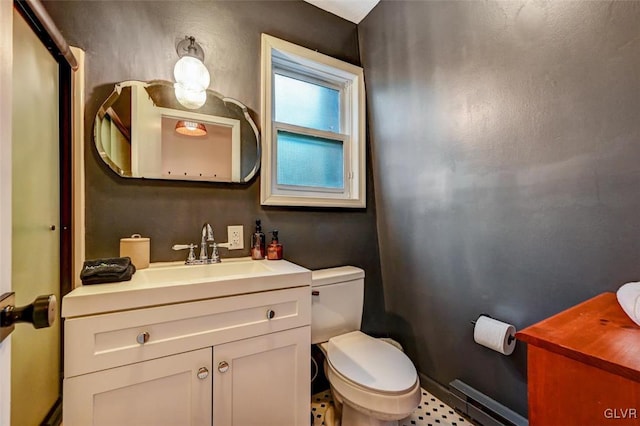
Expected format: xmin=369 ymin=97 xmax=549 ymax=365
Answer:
xmin=516 ymin=293 xmax=640 ymax=425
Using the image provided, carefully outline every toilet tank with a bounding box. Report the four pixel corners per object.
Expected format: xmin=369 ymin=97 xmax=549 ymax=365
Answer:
xmin=311 ymin=266 xmax=365 ymax=344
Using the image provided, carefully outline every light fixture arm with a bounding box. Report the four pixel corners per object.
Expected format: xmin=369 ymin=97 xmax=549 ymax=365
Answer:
xmin=176 ymin=36 xmax=205 ymax=62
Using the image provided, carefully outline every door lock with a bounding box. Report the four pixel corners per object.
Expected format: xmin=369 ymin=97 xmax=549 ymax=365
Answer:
xmin=0 ymin=292 xmax=57 ymax=343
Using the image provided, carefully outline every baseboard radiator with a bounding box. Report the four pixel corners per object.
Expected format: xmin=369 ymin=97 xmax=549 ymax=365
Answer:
xmin=448 ymin=379 xmax=528 ymax=426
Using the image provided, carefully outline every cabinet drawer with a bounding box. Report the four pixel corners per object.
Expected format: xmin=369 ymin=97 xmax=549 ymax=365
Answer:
xmin=65 ymin=286 xmax=310 ymax=378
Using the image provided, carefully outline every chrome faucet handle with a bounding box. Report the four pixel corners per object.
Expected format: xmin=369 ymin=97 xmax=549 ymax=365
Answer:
xmin=208 ymin=242 xmax=221 ymax=263
xmin=172 ymin=243 xmax=198 ymax=264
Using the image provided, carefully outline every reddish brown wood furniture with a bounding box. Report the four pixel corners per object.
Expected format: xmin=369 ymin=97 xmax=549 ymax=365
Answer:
xmin=516 ymin=293 xmax=640 ymax=426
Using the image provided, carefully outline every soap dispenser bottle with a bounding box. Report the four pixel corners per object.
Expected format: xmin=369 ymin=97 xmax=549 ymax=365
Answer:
xmin=267 ymin=230 xmax=283 ymax=260
xmin=251 ymin=219 xmax=266 ymax=260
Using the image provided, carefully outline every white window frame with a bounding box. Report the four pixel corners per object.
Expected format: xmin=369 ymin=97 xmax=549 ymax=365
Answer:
xmin=260 ymin=34 xmax=366 ymax=208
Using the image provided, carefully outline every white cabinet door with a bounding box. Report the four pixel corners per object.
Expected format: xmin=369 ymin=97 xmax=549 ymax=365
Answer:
xmin=64 ymin=348 xmax=212 ymax=426
xmin=213 ymin=326 xmax=310 ymax=426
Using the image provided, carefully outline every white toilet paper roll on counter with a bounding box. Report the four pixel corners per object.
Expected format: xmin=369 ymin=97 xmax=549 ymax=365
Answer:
xmin=473 ymin=315 xmax=516 ymax=355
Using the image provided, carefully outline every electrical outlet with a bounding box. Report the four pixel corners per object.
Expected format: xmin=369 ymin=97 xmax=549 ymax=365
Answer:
xmin=227 ymin=225 xmax=244 ymax=250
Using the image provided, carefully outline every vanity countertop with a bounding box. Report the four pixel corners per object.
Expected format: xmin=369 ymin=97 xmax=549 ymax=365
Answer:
xmin=62 ymin=258 xmax=311 ymax=318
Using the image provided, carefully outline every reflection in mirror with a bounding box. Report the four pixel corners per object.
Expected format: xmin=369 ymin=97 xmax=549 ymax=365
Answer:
xmin=94 ymin=80 xmax=260 ymax=183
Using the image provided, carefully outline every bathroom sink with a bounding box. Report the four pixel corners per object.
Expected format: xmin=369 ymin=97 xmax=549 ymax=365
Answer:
xmin=137 ymin=259 xmax=276 ymax=284
xmin=62 ymin=257 xmax=311 ymax=318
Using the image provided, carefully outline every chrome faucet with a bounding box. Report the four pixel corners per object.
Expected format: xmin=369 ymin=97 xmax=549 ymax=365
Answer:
xmin=200 ymin=223 xmax=214 ymax=262
xmin=172 ymin=222 xmax=221 ymax=265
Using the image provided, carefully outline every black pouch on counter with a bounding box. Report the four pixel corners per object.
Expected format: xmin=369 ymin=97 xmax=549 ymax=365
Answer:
xmin=80 ymin=256 xmax=136 ymax=285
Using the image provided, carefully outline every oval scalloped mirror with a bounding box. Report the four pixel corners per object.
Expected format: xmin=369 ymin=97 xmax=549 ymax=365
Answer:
xmin=94 ymin=80 xmax=260 ymax=183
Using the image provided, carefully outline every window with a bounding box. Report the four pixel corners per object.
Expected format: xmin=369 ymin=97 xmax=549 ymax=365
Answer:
xmin=260 ymin=34 xmax=366 ymax=208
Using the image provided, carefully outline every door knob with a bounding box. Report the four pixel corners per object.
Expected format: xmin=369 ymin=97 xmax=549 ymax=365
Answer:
xmin=0 ymin=293 xmax=57 ymax=343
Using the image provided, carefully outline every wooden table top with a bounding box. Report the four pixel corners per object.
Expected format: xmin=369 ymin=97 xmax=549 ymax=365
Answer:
xmin=516 ymin=292 xmax=640 ymax=382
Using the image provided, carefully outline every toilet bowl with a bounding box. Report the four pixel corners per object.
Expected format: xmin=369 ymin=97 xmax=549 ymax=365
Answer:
xmin=312 ymin=267 xmax=421 ymax=426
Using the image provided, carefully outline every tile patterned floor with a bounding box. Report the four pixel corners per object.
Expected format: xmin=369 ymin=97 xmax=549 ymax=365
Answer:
xmin=311 ymin=391 xmax=333 ymax=425
xmin=311 ymin=388 xmax=476 ymax=426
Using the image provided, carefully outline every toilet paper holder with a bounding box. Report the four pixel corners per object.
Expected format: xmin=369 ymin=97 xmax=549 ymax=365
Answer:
xmin=471 ymin=313 xmax=515 ymax=344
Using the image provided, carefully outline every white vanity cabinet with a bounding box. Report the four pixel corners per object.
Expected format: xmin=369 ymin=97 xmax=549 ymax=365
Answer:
xmin=62 ymin=259 xmax=312 ymax=426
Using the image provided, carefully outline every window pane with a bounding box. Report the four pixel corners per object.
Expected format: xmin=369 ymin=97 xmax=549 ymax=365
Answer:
xmin=276 ymin=130 xmax=344 ymax=189
xmin=274 ymin=74 xmax=340 ymax=132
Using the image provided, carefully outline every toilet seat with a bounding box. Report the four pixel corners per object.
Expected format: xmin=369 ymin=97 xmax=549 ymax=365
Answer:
xmin=326 ymin=331 xmax=417 ymax=393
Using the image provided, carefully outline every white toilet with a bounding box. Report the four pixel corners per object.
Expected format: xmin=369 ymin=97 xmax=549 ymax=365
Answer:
xmin=311 ymin=266 xmax=421 ymax=426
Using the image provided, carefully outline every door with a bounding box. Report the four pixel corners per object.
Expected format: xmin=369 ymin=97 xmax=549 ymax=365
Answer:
xmin=10 ymin=8 xmax=61 ymax=426
xmin=63 ymin=348 xmax=213 ymax=426
xmin=0 ymin=1 xmax=14 ymax=425
xmin=1 ymin=5 xmax=69 ymax=426
xmin=213 ymin=327 xmax=311 ymax=426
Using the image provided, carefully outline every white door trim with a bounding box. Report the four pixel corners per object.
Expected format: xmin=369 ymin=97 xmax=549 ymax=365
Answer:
xmin=70 ymin=46 xmax=85 ymax=289
xmin=0 ymin=1 xmax=13 ymax=424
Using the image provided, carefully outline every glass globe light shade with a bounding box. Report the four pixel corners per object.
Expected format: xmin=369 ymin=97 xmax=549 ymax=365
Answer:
xmin=174 ymin=82 xmax=207 ymax=109
xmin=173 ymin=56 xmax=210 ymax=91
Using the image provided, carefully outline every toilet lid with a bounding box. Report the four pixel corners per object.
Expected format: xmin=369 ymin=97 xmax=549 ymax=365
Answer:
xmin=326 ymin=331 xmax=417 ymax=393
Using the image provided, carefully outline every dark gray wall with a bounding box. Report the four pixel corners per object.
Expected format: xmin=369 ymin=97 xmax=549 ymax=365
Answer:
xmin=359 ymin=0 xmax=640 ymax=416
xmin=43 ymin=0 xmax=385 ymax=333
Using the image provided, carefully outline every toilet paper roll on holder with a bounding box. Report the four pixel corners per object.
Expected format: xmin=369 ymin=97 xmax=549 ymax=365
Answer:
xmin=471 ymin=313 xmax=515 ymax=344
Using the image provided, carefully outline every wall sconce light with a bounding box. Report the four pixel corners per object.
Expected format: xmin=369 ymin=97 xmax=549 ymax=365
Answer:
xmin=175 ymin=120 xmax=207 ymax=136
xmin=174 ymin=36 xmax=210 ymax=109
